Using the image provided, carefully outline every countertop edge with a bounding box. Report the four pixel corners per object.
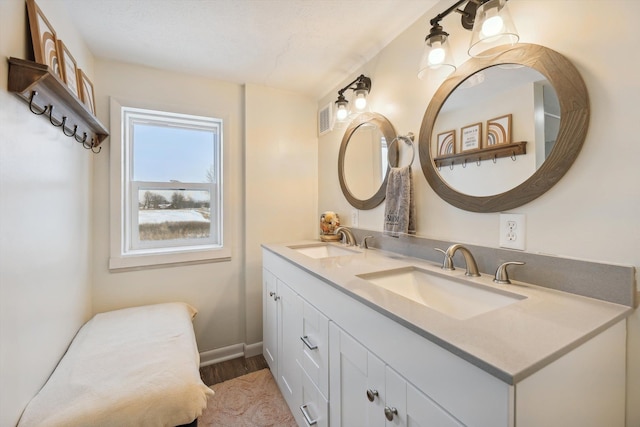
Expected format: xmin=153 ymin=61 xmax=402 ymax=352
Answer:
xmin=262 ymin=242 xmax=633 ymax=385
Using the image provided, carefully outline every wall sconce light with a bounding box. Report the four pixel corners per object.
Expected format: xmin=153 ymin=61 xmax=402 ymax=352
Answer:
xmin=334 ymin=74 xmax=372 ymax=122
xmin=418 ymin=0 xmax=519 ymax=79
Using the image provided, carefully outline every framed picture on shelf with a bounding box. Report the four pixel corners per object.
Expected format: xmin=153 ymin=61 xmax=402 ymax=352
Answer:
xmin=77 ymin=69 xmax=96 ymax=115
xmin=436 ymin=130 xmax=455 ymax=156
xmin=26 ymin=0 xmax=61 ymax=78
xmin=486 ymin=114 xmax=512 ymax=146
xmin=460 ymin=122 xmax=482 ymax=152
xmin=57 ymin=40 xmax=79 ymax=97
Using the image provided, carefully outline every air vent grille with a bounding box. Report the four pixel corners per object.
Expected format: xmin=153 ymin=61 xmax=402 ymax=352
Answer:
xmin=318 ymin=103 xmax=332 ymax=136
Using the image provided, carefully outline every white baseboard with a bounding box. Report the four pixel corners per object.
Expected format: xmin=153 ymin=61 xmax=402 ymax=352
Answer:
xmin=244 ymin=342 xmax=263 ymax=358
xmin=199 ymin=341 xmax=263 ymax=367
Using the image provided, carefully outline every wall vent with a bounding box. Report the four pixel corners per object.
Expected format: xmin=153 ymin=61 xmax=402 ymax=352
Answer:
xmin=318 ymin=103 xmax=333 ymax=136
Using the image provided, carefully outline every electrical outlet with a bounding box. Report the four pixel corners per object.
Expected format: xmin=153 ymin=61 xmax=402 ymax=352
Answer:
xmin=499 ymin=213 xmax=526 ymax=250
xmin=351 ymin=210 xmax=359 ymax=227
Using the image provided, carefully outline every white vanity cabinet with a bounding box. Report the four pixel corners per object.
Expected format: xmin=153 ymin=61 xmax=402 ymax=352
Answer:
xmin=263 ymin=247 xmax=627 ymax=427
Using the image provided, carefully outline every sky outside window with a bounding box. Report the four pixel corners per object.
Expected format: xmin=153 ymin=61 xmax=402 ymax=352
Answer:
xmin=132 ymin=124 xmax=216 ymax=183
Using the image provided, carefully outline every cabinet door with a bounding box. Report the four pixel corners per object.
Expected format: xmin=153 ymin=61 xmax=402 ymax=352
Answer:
xmin=405 ymin=381 xmax=463 ymax=427
xmin=385 ymin=367 xmax=463 ymax=427
xmin=330 ymin=323 xmax=386 ymax=427
xmin=263 ymin=268 xmax=278 ymax=378
xmin=277 ymin=279 xmax=303 ymax=411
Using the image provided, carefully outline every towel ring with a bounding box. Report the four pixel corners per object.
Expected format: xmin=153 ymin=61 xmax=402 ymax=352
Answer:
xmin=387 ymin=132 xmax=415 ymax=168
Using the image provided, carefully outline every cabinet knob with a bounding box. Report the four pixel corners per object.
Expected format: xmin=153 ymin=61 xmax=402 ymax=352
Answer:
xmin=366 ymin=389 xmax=379 ymax=402
xmin=268 ymin=291 xmax=279 ymax=301
xmin=384 ymin=406 xmax=398 ymax=421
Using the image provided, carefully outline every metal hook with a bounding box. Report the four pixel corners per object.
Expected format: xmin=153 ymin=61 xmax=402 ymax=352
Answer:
xmin=477 ymin=158 xmax=481 ymax=166
xmin=493 ymin=155 xmax=497 ymax=164
xmin=511 ymin=152 xmax=517 ymax=161
xmin=437 ymin=162 xmax=442 ymax=171
xmin=90 ymin=143 xmax=102 ymax=154
xmin=75 ymin=132 xmax=88 ymax=144
xmin=48 ymin=106 xmax=64 ymax=127
xmin=462 ymin=159 xmax=467 ymax=168
xmin=28 ymin=91 xmax=48 ymax=115
xmin=449 ymin=162 xmax=454 ymax=170
xmin=62 ymin=124 xmax=78 ymax=137
xmin=82 ymin=137 xmax=93 ymax=150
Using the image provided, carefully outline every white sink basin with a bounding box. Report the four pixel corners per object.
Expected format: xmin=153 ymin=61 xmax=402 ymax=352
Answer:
xmin=357 ymin=266 xmax=526 ymax=320
xmin=289 ymin=243 xmax=361 ymax=259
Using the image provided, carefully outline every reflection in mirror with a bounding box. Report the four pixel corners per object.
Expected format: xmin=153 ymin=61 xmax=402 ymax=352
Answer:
xmin=433 ymin=65 xmax=560 ymax=196
xmin=338 ymin=112 xmax=398 ymax=210
xmin=344 ymin=122 xmax=388 ymax=200
xmin=419 ymin=43 xmax=590 ymax=213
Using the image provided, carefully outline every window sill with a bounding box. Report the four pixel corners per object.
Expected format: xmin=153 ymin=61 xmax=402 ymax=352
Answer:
xmin=109 ymin=247 xmax=231 ymax=271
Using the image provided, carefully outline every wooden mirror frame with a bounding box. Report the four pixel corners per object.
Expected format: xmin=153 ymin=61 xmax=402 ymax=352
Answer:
xmin=338 ymin=112 xmax=398 ymax=209
xmin=418 ymin=43 xmax=590 ymax=212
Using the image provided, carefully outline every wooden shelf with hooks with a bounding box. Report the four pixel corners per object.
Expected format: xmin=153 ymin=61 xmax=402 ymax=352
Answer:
xmin=7 ymin=57 xmax=109 ymax=148
xmin=433 ymin=141 xmax=527 ymax=169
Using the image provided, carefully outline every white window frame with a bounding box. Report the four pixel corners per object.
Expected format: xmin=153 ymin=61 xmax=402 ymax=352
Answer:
xmin=109 ymin=98 xmax=230 ymax=270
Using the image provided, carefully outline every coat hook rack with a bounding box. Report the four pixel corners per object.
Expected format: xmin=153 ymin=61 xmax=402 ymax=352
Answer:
xmin=8 ymin=57 xmax=109 ymax=153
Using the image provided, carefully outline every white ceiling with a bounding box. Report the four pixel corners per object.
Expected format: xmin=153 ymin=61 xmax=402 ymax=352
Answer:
xmin=63 ymin=0 xmax=438 ymax=98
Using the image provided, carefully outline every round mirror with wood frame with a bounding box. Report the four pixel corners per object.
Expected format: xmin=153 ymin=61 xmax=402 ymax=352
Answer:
xmin=338 ymin=112 xmax=398 ymax=209
xmin=418 ymin=43 xmax=590 ymax=212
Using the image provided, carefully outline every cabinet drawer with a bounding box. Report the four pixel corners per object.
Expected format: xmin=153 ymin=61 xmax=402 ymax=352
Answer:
xmin=299 ymin=366 xmax=328 ymax=427
xmin=300 ymin=300 xmax=329 ymax=397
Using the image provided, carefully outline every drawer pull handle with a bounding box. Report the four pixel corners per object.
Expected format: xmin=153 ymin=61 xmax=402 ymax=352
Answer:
xmin=384 ymin=406 xmax=398 ymax=421
xmin=301 ymin=335 xmax=318 ymax=350
xmin=300 ymin=404 xmax=318 ymax=426
xmin=366 ymin=389 xmax=379 ymax=402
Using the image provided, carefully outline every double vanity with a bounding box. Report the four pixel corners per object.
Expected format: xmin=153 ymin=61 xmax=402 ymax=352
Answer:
xmin=262 ymin=240 xmax=632 ymax=427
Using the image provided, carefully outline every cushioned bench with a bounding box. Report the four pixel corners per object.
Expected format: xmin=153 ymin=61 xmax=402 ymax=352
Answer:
xmin=18 ymin=302 xmax=214 ymax=427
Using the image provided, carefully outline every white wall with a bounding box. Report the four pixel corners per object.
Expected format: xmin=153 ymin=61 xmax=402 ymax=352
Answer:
xmin=91 ymin=59 xmax=246 ymax=355
xmin=244 ymin=84 xmax=318 ymax=345
xmin=318 ymin=0 xmax=640 ymax=424
xmin=0 ymin=1 xmax=95 ymax=425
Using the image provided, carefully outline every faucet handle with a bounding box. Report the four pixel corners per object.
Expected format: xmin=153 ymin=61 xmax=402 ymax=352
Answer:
xmin=360 ymin=235 xmax=373 ymax=249
xmin=493 ymin=261 xmax=525 ymax=284
xmin=435 ymin=248 xmax=454 ymax=271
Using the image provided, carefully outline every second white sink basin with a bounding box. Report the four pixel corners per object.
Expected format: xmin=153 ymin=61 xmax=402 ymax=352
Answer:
xmin=357 ymin=266 xmax=526 ymax=320
xmin=289 ymin=243 xmax=361 ymax=259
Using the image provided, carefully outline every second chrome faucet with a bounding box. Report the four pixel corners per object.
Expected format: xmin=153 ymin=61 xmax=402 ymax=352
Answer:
xmin=436 ymin=244 xmax=480 ymax=277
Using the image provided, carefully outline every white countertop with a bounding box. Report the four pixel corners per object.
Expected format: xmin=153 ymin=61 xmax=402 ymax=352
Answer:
xmin=263 ymin=240 xmax=633 ymax=384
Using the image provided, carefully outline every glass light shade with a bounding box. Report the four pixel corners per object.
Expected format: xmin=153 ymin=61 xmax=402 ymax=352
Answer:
xmin=468 ymin=0 xmax=519 ymax=58
xmin=353 ymin=89 xmax=368 ymax=111
xmin=418 ymin=34 xmax=456 ymax=80
xmin=335 ymin=101 xmax=349 ymax=122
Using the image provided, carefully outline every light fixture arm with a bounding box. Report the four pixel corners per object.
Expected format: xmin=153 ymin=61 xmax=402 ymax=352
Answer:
xmin=428 ymin=0 xmax=493 ymax=31
xmin=429 ymin=0 xmax=467 ymax=27
xmin=337 ymin=74 xmax=372 ymax=98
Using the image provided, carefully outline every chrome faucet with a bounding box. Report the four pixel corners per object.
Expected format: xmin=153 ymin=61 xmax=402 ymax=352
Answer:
xmin=441 ymin=244 xmax=480 ymax=277
xmin=334 ymin=226 xmax=356 ymax=246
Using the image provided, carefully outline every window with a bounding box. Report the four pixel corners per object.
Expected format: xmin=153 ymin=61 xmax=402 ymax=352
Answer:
xmin=110 ymin=102 xmax=228 ymax=269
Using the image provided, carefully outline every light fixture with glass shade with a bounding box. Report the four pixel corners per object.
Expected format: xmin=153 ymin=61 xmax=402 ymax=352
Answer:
xmin=417 ymin=0 xmax=519 ymax=79
xmin=468 ymin=0 xmax=519 ymax=57
xmin=334 ymin=74 xmax=372 ymax=123
xmin=418 ymin=23 xmax=456 ymax=80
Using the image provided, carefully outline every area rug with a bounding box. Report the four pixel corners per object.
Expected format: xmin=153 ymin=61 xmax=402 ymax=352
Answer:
xmin=198 ymin=368 xmax=297 ymax=426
